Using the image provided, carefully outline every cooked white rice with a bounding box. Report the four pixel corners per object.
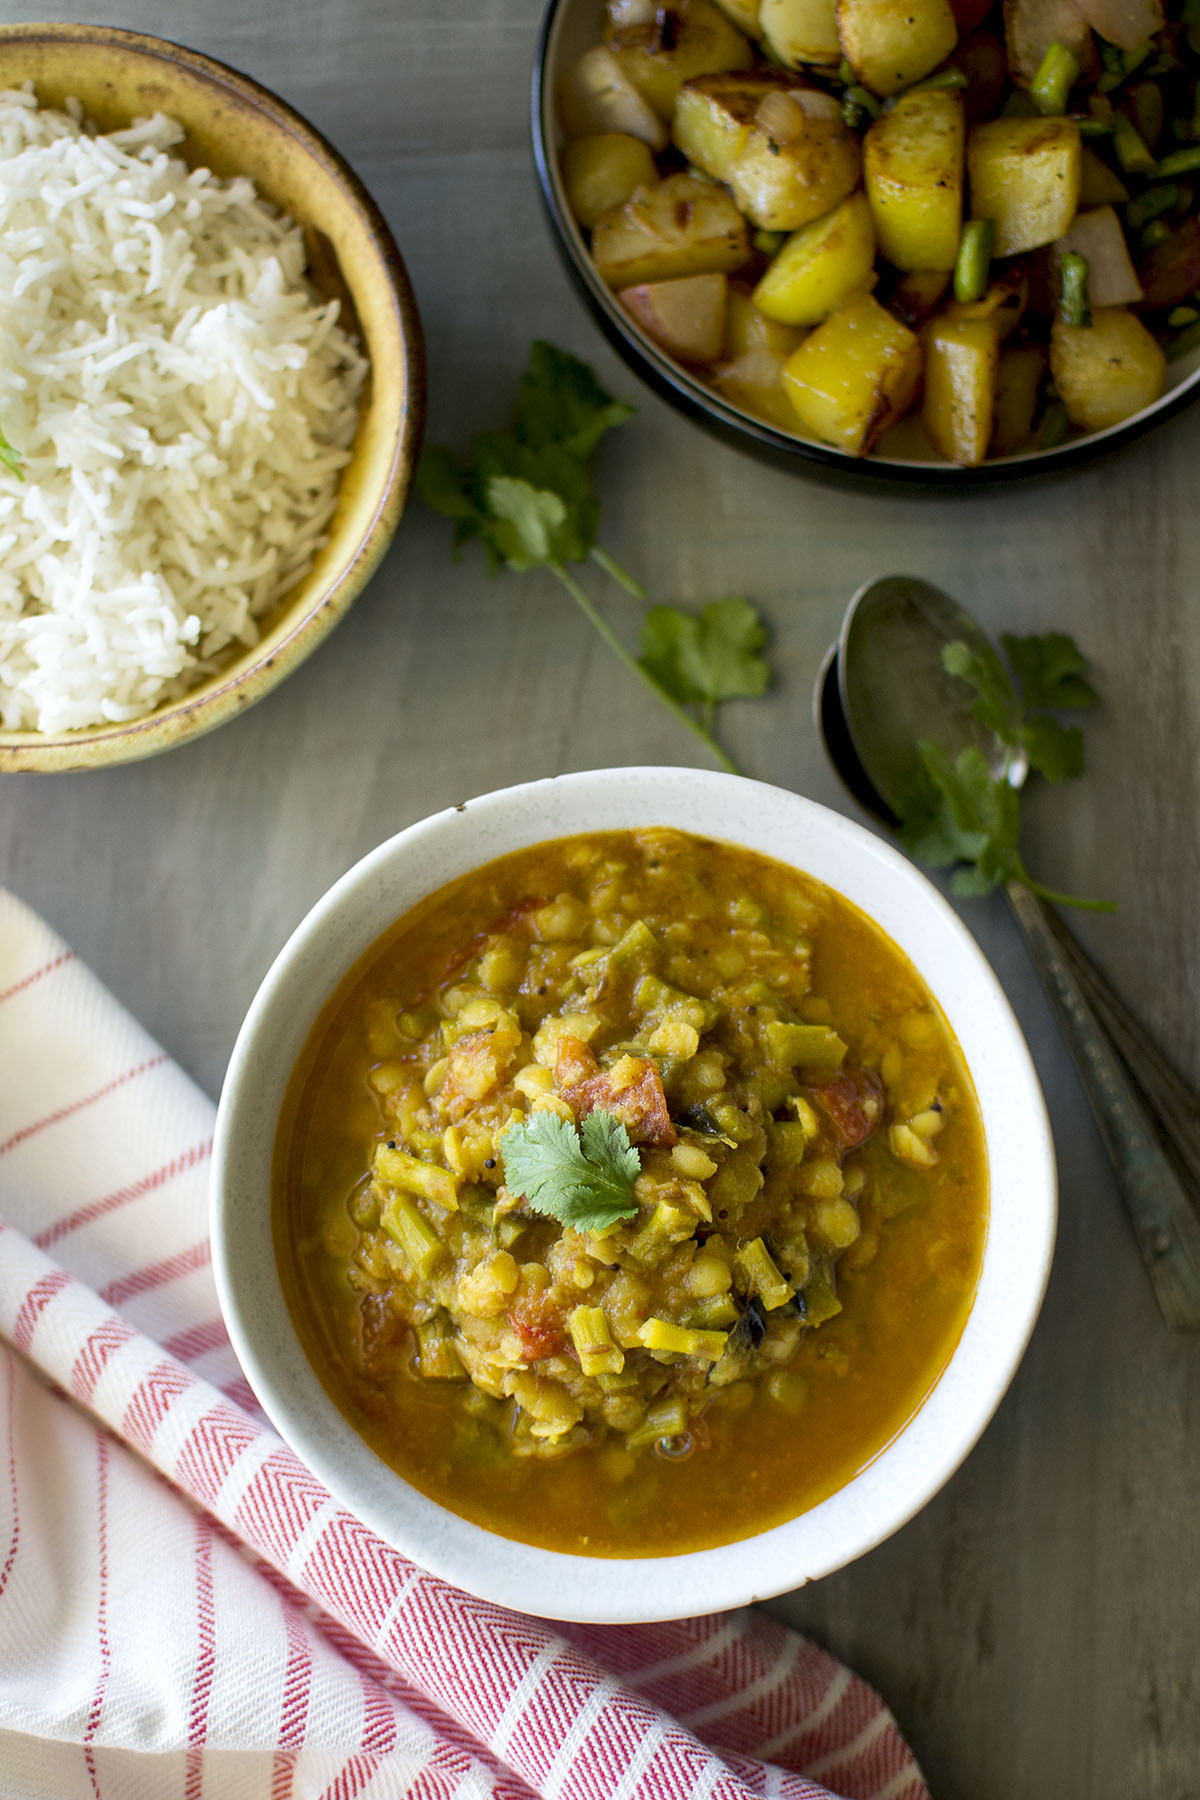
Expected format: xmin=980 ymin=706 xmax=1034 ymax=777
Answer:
xmin=0 ymin=86 xmax=368 ymax=734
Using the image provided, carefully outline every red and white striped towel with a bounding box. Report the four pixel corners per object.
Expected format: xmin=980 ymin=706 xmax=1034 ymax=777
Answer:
xmin=0 ymin=890 xmax=931 ymax=1800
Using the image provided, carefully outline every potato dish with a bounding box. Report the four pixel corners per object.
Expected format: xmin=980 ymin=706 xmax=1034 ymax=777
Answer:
xmin=554 ymin=0 xmax=1200 ymax=463
xmin=274 ymin=828 xmax=987 ymax=1556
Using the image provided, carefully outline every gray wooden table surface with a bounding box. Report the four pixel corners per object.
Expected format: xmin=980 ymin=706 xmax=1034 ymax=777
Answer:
xmin=2 ymin=2 xmax=1197 ymax=1795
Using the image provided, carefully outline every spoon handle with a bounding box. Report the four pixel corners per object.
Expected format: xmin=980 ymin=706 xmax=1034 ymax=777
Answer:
xmin=1034 ymin=901 xmax=1200 ymax=1190
xmin=1005 ymin=882 xmax=1200 ymax=1331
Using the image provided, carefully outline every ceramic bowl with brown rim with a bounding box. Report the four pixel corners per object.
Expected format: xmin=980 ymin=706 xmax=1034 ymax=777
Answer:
xmin=0 ymin=24 xmax=424 ymax=773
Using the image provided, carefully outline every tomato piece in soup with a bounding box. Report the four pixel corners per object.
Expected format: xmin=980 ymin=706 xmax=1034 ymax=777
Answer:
xmin=806 ymin=1068 xmax=884 ymax=1154
xmin=555 ymin=1037 xmax=677 ymax=1146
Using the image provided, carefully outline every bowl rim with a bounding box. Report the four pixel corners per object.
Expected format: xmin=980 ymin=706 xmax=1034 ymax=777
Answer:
xmin=0 ymin=21 xmax=426 ymax=773
xmin=212 ymin=767 xmax=1057 ymax=1623
xmin=530 ymin=0 xmax=1200 ymax=489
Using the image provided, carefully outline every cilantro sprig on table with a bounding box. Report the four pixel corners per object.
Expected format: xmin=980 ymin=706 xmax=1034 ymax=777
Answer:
xmin=0 ymin=422 xmax=22 ymax=481
xmin=421 ymin=340 xmax=1109 ymax=914
xmin=895 ymin=631 xmax=1115 ymax=912
xmin=418 ymin=341 xmax=769 ymax=774
xmin=498 ymin=1106 xmax=640 ymax=1234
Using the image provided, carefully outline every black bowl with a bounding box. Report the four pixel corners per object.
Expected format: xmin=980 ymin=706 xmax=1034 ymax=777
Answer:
xmin=531 ymin=0 xmax=1200 ymax=491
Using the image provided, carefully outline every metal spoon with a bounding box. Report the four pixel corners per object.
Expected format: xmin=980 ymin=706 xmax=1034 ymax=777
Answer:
xmin=816 ymin=573 xmax=1200 ymax=1332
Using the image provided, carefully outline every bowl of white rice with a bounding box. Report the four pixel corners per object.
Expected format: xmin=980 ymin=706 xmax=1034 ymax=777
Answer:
xmin=0 ymin=24 xmax=425 ymax=771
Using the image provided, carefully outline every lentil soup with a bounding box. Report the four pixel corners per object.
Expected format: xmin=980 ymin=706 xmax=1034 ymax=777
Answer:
xmin=274 ymin=828 xmax=987 ymax=1556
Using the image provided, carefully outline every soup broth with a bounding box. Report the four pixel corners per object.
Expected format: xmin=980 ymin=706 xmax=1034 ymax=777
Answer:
xmin=274 ymin=828 xmax=987 ymax=1556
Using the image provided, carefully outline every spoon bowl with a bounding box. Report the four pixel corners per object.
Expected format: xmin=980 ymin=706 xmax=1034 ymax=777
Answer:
xmin=834 ymin=575 xmax=999 ymax=820
xmin=815 ymin=645 xmax=884 ymax=822
xmin=817 ymin=576 xmax=1200 ymax=1331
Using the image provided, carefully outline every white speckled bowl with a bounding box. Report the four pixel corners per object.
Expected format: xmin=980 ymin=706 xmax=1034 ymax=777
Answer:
xmin=212 ymin=768 xmax=1056 ymax=1622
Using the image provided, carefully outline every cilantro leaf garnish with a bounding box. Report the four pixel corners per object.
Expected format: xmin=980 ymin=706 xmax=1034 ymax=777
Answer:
xmin=515 ymin=339 xmax=634 ymax=459
xmin=941 ymin=633 xmax=1092 ymax=783
xmin=0 ymin=423 xmax=22 ymax=482
xmin=896 ymin=631 xmax=1114 ymax=912
xmin=417 ymin=341 xmax=770 ymax=774
xmin=486 ymin=476 xmax=575 ymax=571
xmin=940 ymin=638 xmax=1017 ymax=741
xmin=639 ymin=597 xmax=771 ymax=737
xmin=499 ymin=1106 xmax=641 ymax=1234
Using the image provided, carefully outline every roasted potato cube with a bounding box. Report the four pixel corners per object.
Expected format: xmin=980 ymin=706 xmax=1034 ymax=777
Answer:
xmin=724 ymin=282 xmax=806 ymax=356
xmin=712 ymin=0 xmax=763 ymax=27
xmin=781 ymin=291 xmax=922 ymax=452
xmin=759 ymin=0 xmax=842 ymax=65
xmin=557 ymin=47 xmax=668 ymax=150
xmin=1002 ymin=0 xmax=1094 ymax=90
xmin=674 ymin=73 xmax=860 ymax=231
xmin=1078 ymin=147 xmax=1129 ymax=209
xmin=989 ymin=343 xmax=1047 ymax=456
xmin=675 ymin=74 xmax=843 ymax=185
xmin=922 ymin=312 xmax=1000 ymax=464
xmin=1053 ymin=206 xmax=1142 ymax=308
xmin=562 ymin=133 xmax=658 ymax=228
xmin=888 ymin=267 xmax=953 ymax=326
xmin=732 ymin=106 xmax=861 ymax=232
xmin=966 ymin=117 xmax=1081 ymax=256
xmin=836 ymin=0 xmax=959 ymax=97
xmin=863 ymin=88 xmax=964 ymax=272
xmin=713 ymin=346 xmax=803 ymax=429
xmin=1079 ymin=0 xmax=1162 ymax=53
xmin=604 ymin=0 xmax=754 ymax=120
xmin=591 ymin=172 xmax=751 ymax=287
xmin=951 ymin=267 xmax=1029 ymax=340
xmin=753 ymin=192 xmax=876 ymax=325
xmin=672 ymin=71 xmax=760 ymax=181
xmin=1050 ymin=307 xmax=1166 ymax=431
xmin=619 ymin=271 xmax=729 ymax=362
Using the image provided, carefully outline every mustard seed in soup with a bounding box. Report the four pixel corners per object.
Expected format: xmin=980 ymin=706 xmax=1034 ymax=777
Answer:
xmin=274 ymin=829 xmax=987 ymax=1555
